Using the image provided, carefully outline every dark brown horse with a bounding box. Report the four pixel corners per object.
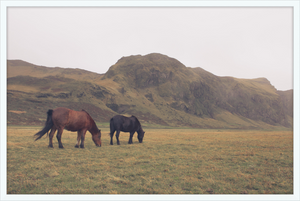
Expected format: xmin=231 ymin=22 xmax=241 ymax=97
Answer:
xmin=34 ymin=107 xmax=101 ymax=148
xmin=110 ymin=115 xmax=145 ymax=145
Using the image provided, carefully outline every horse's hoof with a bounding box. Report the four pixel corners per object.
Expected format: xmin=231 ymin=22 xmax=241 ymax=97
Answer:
xmin=48 ymin=145 xmax=54 ymax=148
xmin=80 ymin=146 xmax=85 ymax=149
xmin=59 ymin=146 xmax=64 ymax=149
xmin=75 ymin=145 xmax=79 ymax=148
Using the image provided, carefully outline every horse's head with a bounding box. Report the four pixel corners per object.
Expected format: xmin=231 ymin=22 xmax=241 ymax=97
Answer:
xmin=92 ymin=129 xmax=102 ymax=147
xmin=137 ymin=129 xmax=145 ymax=143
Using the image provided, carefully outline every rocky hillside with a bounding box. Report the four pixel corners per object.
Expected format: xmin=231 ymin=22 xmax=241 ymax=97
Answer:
xmin=7 ymin=53 xmax=293 ymax=128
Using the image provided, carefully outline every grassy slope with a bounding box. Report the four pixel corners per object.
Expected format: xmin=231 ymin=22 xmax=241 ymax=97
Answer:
xmin=7 ymin=55 xmax=293 ymax=129
xmin=99 ymin=53 xmax=292 ymax=128
xmin=7 ymin=60 xmax=103 ymax=81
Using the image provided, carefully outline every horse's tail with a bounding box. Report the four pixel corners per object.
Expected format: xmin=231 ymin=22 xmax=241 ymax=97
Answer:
xmin=34 ymin=109 xmax=54 ymax=141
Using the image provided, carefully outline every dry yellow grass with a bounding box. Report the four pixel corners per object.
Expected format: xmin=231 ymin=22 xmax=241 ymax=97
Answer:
xmin=8 ymin=110 xmax=27 ymax=114
xmin=7 ymin=126 xmax=293 ymax=194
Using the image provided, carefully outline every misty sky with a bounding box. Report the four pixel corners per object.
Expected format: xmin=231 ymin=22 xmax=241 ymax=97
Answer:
xmin=7 ymin=6 xmax=293 ymax=90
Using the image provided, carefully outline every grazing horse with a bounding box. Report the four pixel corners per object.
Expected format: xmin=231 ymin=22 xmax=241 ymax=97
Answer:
xmin=110 ymin=115 xmax=145 ymax=145
xmin=34 ymin=107 xmax=101 ymax=148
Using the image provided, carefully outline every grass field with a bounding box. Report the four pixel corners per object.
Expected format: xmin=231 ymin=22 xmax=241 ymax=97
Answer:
xmin=7 ymin=126 xmax=293 ymax=194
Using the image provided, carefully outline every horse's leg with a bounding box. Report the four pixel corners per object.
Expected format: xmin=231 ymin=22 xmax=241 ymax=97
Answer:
xmin=48 ymin=127 xmax=56 ymax=148
xmin=128 ymin=131 xmax=134 ymax=144
xmin=110 ymin=130 xmax=115 ymax=145
xmin=116 ymin=130 xmax=121 ymax=145
xmin=80 ymin=129 xmax=87 ymax=148
xmin=75 ymin=130 xmax=81 ymax=148
xmin=56 ymin=127 xmax=64 ymax=149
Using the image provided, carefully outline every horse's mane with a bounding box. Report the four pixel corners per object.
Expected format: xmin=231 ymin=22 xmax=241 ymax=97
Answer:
xmin=81 ymin=109 xmax=89 ymax=114
xmin=131 ymin=115 xmax=141 ymax=128
xmin=81 ymin=109 xmax=94 ymax=121
xmin=81 ymin=109 xmax=87 ymax=112
xmin=81 ymin=109 xmax=99 ymax=132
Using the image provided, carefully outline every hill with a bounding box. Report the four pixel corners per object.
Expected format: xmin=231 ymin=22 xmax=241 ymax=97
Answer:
xmin=7 ymin=54 xmax=293 ymax=128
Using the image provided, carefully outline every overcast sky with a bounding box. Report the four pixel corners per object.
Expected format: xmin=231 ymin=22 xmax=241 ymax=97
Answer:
xmin=7 ymin=6 xmax=293 ymax=90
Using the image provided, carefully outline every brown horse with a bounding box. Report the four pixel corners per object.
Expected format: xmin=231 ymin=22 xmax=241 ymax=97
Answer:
xmin=34 ymin=107 xmax=101 ymax=148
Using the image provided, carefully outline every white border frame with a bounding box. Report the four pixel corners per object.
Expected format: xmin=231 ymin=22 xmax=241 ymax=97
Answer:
xmin=1 ymin=1 xmax=299 ymax=201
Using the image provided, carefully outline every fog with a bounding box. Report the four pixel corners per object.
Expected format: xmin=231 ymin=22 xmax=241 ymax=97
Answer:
xmin=7 ymin=7 xmax=293 ymax=90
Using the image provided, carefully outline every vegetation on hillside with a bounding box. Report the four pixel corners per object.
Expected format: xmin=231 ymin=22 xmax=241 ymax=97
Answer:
xmin=7 ymin=53 xmax=293 ymax=128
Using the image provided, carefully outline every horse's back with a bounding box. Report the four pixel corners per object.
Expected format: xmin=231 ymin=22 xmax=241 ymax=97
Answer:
xmin=51 ymin=107 xmax=90 ymax=131
xmin=53 ymin=107 xmax=70 ymax=114
xmin=110 ymin=115 xmax=139 ymax=132
xmin=52 ymin=107 xmax=71 ymax=125
xmin=110 ymin=115 xmax=124 ymax=129
xmin=66 ymin=110 xmax=91 ymax=131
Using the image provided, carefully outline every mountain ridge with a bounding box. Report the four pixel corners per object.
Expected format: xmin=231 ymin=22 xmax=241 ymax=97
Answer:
xmin=7 ymin=53 xmax=293 ymax=128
